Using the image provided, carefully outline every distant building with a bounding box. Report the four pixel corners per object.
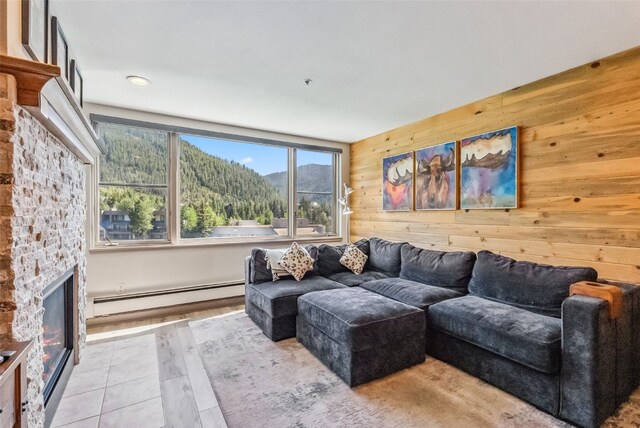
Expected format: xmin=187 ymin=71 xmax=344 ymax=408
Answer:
xmin=100 ymin=210 xmax=133 ymax=240
xmin=209 ymin=225 xmax=278 ymax=237
xmin=272 ymin=218 xmax=310 ymax=228
xmin=100 ymin=209 xmax=167 ymax=240
xmin=149 ymin=211 xmax=167 ymax=240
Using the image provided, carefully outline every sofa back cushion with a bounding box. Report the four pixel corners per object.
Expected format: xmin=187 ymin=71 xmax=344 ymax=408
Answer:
xmin=400 ymin=244 xmax=476 ymax=294
xmin=317 ymin=239 xmax=369 ymax=277
xmin=251 ymin=244 xmax=319 ymax=284
xmin=469 ymin=250 xmax=598 ymax=318
xmin=368 ymin=237 xmax=405 ymax=277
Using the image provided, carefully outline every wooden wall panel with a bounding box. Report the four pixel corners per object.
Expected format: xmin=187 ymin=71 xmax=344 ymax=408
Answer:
xmin=350 ymin=47 xmax=640 ymax=283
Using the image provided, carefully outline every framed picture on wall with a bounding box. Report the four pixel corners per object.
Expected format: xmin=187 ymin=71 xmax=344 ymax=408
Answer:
xmin=51 ymin=16 xmax=69 ymax=81
xmin=70 ymin=59 xmax=83 ymax=106
xmin=415 ymin=141 xmax=458 ymax=210
xmin=21 ymin=0 xmax=49 ymax=62
xmin=460 ymin=126 xmax=519 ymax=209
xmin=382 ymin=151 xmax=414 ymax=212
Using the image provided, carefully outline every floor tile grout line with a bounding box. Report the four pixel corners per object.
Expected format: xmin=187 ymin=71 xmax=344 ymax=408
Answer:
xmin=95 ymin=346 xmax=116 ymax=428
xmin=172 ymin=318 xmax=206 ymax=428
xmin=183 ymin=319 xmax=229 ymax=427
xmin=98 ymin=395 xmax=162 ymax=418
xmin=157 ymin=328 xmax=170 ymax=428
xmin=52 ymin=414 xmax=99 ymax=428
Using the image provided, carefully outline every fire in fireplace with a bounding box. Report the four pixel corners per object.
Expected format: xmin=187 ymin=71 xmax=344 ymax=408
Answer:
xmin=42 ymin=270 xmax=74 ymax=408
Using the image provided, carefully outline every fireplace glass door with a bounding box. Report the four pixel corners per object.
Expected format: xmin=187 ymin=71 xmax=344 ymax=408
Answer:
xmin=42 ymin=274 xmax=74 ymax=404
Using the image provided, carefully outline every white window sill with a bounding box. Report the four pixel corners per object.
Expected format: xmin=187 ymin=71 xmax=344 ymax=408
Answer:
xmin=89 ymin=235 xmax=344 ymax=253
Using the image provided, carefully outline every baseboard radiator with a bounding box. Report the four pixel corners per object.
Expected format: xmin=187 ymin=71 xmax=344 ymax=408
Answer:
xmin=90 ymin=281 xmax=245 ymax=317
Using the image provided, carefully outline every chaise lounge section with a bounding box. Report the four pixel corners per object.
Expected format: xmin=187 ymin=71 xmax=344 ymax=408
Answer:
xmin=244 ymin=237 xmax=640 ymax=428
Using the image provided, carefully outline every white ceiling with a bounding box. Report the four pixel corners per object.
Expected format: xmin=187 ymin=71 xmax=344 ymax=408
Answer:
xmin=50 ymin=1 xmax=640 ymax=143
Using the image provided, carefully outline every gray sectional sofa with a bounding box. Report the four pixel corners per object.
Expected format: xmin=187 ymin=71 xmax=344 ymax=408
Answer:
xmin=244 ymin=237 xmax=640 ymax=428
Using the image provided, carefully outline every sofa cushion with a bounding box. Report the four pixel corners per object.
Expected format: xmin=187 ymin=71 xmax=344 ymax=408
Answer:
xmin=340 ymin=244 xmax=368 ymax=274
xmin=327 ymin=270 xmax=389 ymax=287
xmin=400 ymin=244 xmax=476 ymax=294
xmin=298 ymin=287 xmax=424 ymax=352
xmin=368 ymin=237 xmax=405 ymax=276
xmin=251 ymin=245 xmax=319 ymax=284
xmin=360 ymin=277 xmax=463 ymax=310
xmin=245 ymin=276 xmax=345 ymax=318
xmin=279 ymin=242 xmax=315 ymax=281
xmin=428 ymin=295 xmax=562 ymax=373
xmin=317 ymin=239 xmax=369 ymax=277
xmin=469 ymin=250 xmax=598 ymax=318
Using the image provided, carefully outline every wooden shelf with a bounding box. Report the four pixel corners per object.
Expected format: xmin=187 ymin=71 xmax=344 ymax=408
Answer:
xmin=0 ymin=55 xmax=59 ymax=107
xmin=0 ymin=55 xmax=101 ymax=164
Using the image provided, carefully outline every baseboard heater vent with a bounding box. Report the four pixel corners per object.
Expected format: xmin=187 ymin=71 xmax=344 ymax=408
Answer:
xmin=94 ymin=281 xmax=244 ymax=304
xmin=91 ymin=281 xmax=245 ymax=317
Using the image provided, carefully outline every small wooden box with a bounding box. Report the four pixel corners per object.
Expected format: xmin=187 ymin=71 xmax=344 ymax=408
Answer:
xmin=569 ymin=281 xmax=623 ymax=319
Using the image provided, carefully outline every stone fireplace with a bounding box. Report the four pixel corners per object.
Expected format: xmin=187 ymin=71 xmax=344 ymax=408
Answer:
xmin=0 ymin=71 xmax=90 ymax=427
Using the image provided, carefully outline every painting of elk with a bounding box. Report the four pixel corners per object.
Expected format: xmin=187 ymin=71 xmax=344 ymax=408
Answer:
xmin=382 ymin=151 xmax=414 ymax=211
xmin=415 ymin=142 xmax=457 ymax=210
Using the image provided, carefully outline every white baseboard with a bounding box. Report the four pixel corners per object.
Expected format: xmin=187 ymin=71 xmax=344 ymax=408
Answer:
xmin=89 ymin=283 xmax=245 ymax=317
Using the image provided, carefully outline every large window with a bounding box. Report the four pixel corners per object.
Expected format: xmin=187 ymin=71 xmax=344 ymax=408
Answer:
xmin=97 ymin=122 xmax=169 ymax=242
xmin=179 ymin=134 xmax=289 ymax=239
xmin=94 ymin=117 xmax=340 ymax=245
xmin=296 ymin=150 xmax=336 ymax=237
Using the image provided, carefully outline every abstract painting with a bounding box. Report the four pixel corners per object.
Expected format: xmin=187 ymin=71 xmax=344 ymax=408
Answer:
xmin=415 ymin=141 xmax=457 ymax=210
xmin=460 ymin=126 xmax=518 ymax=209
xmin=382 ymin=152 xmax=413 ymax=211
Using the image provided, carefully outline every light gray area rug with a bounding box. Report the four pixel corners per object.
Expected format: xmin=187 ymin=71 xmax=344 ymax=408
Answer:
xmin=190 ymin=312 xmax=640 ymax=428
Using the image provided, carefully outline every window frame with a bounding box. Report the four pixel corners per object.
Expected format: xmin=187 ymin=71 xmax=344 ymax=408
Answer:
xmin=90 ymin=114 xmax=343 ymax=249
xmin=95 ymin=122 xmax=172 ymax=246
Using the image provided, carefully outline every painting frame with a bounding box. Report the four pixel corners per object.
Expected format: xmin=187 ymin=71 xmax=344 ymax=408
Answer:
xmin=70 ymin=59 xmax=84 ymax=107
xmin=21 ymin=0 xmax=49 ymax=62
xmin=382 ymin=151 xmax=414 ymax=212
xmin=415 ymin=141 xmax=458 ymax=211
xmin=51 ymin=16 xmax=69 ymax=81
xmin=460 ymin=126 xmax=519 ymax=210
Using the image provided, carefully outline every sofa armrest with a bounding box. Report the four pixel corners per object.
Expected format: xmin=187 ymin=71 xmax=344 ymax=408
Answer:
xmin=244 ymin=256 xmax=253 ymax=286
xmin=559 ymin=295 xmax=617 ymax=428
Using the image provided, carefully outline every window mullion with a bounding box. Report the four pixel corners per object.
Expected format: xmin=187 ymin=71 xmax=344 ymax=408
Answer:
xmin=169 ymin=132 xmax=180 ymax=244
xmin=289 ymin=147 xmax=297 ymax=238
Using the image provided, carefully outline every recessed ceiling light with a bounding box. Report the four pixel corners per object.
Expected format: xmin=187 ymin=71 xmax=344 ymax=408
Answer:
xmin=126 ymin=75 xmax=151 ymax=86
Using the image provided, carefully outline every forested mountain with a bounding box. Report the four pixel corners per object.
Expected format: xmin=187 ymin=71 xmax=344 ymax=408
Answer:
xmin=99 ymin=124 xmax=168 ymax=185
xmin=179 ymin=137 xmax=286 ymax=220
xmin=98 ymin=123 xmax=331 ymax=238
xmin=264 ymin=164 xmax=333 ymax=200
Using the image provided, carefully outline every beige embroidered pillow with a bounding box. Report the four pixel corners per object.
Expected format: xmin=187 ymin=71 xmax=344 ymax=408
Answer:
xmin=279 ymin=242 xmax=315 ymax=281
xmin=340 ymin=244 xmax=368 ymax=274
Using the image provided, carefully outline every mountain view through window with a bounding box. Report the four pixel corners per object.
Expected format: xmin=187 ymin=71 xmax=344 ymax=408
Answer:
xmin=97 ymin=122 xmax=337 ymax=242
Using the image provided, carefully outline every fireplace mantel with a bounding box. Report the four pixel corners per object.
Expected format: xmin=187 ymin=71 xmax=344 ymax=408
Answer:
xmin=0 ymin=54 xmax=102 ymax=164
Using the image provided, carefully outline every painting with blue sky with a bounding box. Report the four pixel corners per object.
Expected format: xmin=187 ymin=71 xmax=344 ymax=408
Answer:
xmin=460 ymin=126 xmax=518 ymax=209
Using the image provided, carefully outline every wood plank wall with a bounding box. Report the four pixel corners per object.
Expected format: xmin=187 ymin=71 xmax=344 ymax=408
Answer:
xmin=349 ymin=47 xmax=640 ymax=283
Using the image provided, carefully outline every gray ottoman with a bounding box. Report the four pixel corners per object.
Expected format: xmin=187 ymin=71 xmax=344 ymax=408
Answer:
xmin=297 ymin=287 xmax=426 ymax=386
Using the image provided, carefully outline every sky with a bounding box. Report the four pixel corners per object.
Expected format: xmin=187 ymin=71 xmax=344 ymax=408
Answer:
xmin=181 ymin=134 xmax=332 ymax=176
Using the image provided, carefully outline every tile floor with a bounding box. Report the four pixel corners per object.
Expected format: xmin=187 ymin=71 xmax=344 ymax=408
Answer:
xmin=50 ymin=305 xmax=242 ymax=428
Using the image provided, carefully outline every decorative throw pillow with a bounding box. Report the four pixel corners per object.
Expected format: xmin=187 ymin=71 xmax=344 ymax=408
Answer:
xmin=340 ymin=244 xmax=368 ymax=275
xmin=265 ymin=249 xmax=291 ymax=281
xmin=279 ymin=242 xmax=315 ymax=281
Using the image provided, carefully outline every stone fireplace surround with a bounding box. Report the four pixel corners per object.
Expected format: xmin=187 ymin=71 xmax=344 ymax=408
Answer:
xmin=1 ymin=74 xmax=88 ymax=427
